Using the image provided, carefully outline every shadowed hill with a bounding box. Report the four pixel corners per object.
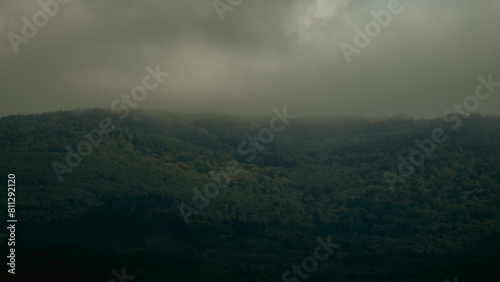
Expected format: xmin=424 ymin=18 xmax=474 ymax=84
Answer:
xmin=0 ymin=109 xmax=499 ymax=281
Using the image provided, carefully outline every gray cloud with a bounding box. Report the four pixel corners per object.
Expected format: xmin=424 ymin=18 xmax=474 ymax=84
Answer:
xmin=0 ymin=0 xmax=499 ymax=118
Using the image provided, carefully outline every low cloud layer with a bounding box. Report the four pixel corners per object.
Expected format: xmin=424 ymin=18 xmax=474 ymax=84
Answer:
xmin=1 ymin=0 xmax=499 ymax=118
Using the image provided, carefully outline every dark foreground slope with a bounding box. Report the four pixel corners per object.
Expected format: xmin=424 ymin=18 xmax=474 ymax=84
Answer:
xmin=0 ymin=109 xmax=499 ymax=281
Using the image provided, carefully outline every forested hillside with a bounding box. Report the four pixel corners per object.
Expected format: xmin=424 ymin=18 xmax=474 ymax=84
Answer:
xmin=0 ymin=109 xmax=499 ymax=281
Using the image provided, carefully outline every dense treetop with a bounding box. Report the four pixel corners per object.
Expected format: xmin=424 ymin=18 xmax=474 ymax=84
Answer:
xmin=0 ymin=109 xmax=499 ymax=281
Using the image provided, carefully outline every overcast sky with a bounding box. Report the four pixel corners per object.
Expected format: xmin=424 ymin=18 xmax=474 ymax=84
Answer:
xmin=0 ymin=0 xmax=499 ymax=118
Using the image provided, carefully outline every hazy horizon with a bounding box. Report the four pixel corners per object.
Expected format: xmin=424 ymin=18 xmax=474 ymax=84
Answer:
xmin=3 ymin=106 xmax=500 ymax=122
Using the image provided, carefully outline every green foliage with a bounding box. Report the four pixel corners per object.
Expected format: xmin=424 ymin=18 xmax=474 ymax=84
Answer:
xmin=0 ymin=109 xmax=499 ymax=281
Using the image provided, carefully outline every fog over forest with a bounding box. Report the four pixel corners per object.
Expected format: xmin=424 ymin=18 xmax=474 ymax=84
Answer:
xmin=0 ymin=1 xmax=499 ymax=281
